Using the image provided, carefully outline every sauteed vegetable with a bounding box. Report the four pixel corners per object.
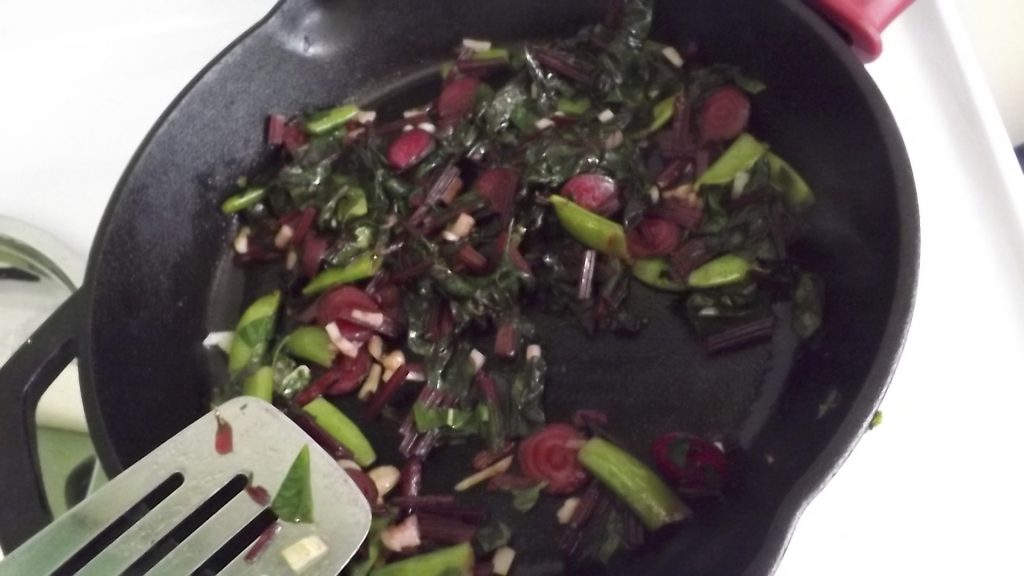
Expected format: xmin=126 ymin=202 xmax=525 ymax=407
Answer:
xmin=217 ymin=0 xmax=822 ymax=571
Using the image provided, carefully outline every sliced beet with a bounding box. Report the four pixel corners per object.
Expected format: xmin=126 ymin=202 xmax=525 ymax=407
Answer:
xmin=438 ymin=77 xmax=481 ymax=120
xmin=626 ymin=217 xmax=680 ymax=259
xmin=388 ymin=128 xmax=435 ymax=170
xmin=518 ymin=423 xmax=590 ymax=495
xmin=266 ymin=114 xmax=288 ymax=146
xmin=301 ymin=233 xmax=329 ymax=278
xmin=699 ymin=86 xmax=751 ymax=143
xmin=474 ymin=167 xmax=519 ymax=215
xmin=561 ymin=174 xmax=619 ymax=216
xmin=316 ymin=286 xmax=380 ymax=326
xmin=326 ymin=347 xmax=372 ymax=396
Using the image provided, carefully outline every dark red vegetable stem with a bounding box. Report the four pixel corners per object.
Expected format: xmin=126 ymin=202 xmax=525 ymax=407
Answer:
xmin=571 ymin=409 xmax=609 ymax=431
xmin=245 ymin=483 xmax=271 ymax=506
xmin=486 ymin=474 xmax=539 ymax=491
xmin=568 ymin=484 xmax=601 ymax=530
xmin=285 ymin=406 xmax=355 ymax=460
xmin=669 ymin=239 xmax=711 ymax=281
xmin=704 ymin=317 xmax=775 ymax=354
xmin=493 ymin=320 xmax=518 ymax=358
xmin=473 ymin=563 xmax=494 ymax=576
xmin=416 ymin=512 xmax=480 ymax=544
xmin=532 ymin=48 xmax=593 ymax=85
xmin=401 ymin=459 xmax=423 ymax=497
xmin=366 ymin=365 xmax=410 ymax=419
xmin=411 ymin=165 xmax=461 ymax=226
xmin=244 ymin=522 xmax=281 ymax=563
xmin=655 ymin=159 xmax=689 ymax=191
xmin=456 ymin=244 xmax=489 ymax=273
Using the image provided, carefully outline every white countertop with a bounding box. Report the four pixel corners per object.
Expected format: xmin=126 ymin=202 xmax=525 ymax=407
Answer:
xmin=2 ymin=0 xmax=1023 ymax=572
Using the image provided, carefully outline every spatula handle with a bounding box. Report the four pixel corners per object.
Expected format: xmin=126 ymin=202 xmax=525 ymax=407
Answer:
xmin=808 ymin=0 xmax=915 ymax=61
xmin=0 ymin=291 xmax=82 ymax=551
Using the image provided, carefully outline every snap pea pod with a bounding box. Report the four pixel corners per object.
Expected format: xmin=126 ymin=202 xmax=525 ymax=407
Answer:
xmin=305 ymin=103 xmax=360 ymax=135
xmin=284 ymin=326 xmax=336 ymax=368
xmin=577 ymin=437 xmax=691 ymax=531
xmin=220 ymin=188 xmax=265 ymax=214
xmin=303 ymin=252 xmax=381 ymax=295
xmin=646 ymin=93 xmax=678 ymax=135
xmin=632 ymin=258 xmax=687 ymax=292
xmin=242 ymin=366 xmax=274 ymax=402
xmin=556 ymin=96 xmax=591 ymax=116
xmin=369 ymin=543 xmax=474 ymax=576
xmin=549 ymin=195 xmax=630 ymax=261
xmin=696 ymin=133 xmax=768 ymax=188
xmin=767 ymin=152 xmax=814 ymax=207
xmin=687 ymin=254 xmax=750 ymax=288
xmin=228 ymin=291 xmax=280 ymax=375
xmin=302 ymin=398 xmax=377 ymax=467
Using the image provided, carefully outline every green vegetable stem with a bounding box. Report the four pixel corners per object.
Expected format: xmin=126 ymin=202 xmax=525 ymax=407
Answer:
xmin=303 ymin=398 xmax=377 ymax=467
xmin=687 ymin=254 xmax=750 ymax=289
xmin=549 ymin=195 xmax=630 ymax=261
xmin=284 ymin=326 xmax=337 ymax=368
xmin=220 ymin=187 xmax=265 ymax=214
xmin=577 ymin=437 xmax=691 ymax=531
xmin=242 ymin=366 xmax=275 ymax=402
xmin=303 ymin=252 xmax=381 ymax=295
xmin=369 ymin=543 xmax=474 ymax=576
xmin=305 ymin=103 xmax=361 ymax=135
xmin=228 ymin=291 xmax=280 ymax=375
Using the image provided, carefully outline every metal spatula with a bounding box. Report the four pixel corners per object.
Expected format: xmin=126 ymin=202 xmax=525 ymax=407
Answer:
xmin=0 ymin=397 xmax=371 ymax=575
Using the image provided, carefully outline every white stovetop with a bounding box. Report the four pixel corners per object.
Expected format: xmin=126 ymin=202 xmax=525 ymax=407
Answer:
xmin=2 ymin=0 xmax=1024 ymax=572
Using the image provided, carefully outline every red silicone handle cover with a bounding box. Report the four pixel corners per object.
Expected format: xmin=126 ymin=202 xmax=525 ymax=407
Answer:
xmin=810 ymin=0 xmax=914 ymax=61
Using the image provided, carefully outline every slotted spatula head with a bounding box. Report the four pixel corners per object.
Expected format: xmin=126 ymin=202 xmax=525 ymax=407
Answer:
xmin=1 ymin=397 xmax=371 ymax=575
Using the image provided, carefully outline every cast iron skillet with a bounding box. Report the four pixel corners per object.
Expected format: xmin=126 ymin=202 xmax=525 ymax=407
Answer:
xmin=0 ymin=0 xmax=918 ymax=573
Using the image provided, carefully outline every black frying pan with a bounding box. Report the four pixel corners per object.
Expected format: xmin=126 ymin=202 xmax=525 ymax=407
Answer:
xmin=0 ymin=0 xmax=918 ymax=573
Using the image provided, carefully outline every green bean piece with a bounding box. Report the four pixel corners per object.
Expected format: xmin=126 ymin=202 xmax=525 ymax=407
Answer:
xmin=369 ymin=543 xmax=474 ymax=576
xmin=220 ymin=188 xmax=265 ymax=214
xmin=646 ymin=93 xmax=678 ymax=134
xmin=577 ymin=437 xmax=691 ymax=531
xmin=549 ymin=195 xmax=630 ymax=261
xmin=284 ymin=326 xmax=336 ymax=368
xmin=242 ymin=366 xmax=274 ymax=402
xmin=632 ymin=258 xmax=687 ymax=292
xmin=687 ymin=254 xmax=751 ymax=289
xmin=305 ymin=103 xmax=361 ymax=135
xmin=696 ymin=133 xmax=768 ymax=188
xmin=302 ymin=398 xmax=377 ymax=467
xmin=473 ymin=47 xmax=510 ymax=61
xmin=556 ymin=97 xmax=591 ymax=116
xmin=302 ymin=252 xmax=381 ymax=295
xmin=228 ymin=291 xmax=280 ymax=375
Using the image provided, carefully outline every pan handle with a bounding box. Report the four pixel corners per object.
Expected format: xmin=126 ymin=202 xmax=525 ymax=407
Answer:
xmin=807 ymin=0 xmax=915 ymax=61
xmin=0 ymin=290 xmax=82 ymax=552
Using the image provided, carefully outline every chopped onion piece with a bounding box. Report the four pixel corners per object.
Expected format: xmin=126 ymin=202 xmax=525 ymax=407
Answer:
xmin=462 ymin=38 xmax=492 ymax=52
xmin=417 ymin=122 xmax=437 ymax=134
xmin=442 ymin=231 xmax=460 ymax=243
xmin=404 ymin=106 xmax=429 ymax=118
xmin=407 ymin=365 xmax=426 ymax=382
xmin=470 ymin=349 xmax=486 ymax=373
xmin=648 ymin=185 xmax=660 ymax=204
xmin=381 ymin=515 xmax=421 ymax=552
xmin=368 ymin=335 xmax=384 ymax=361
xmin=358 ymin=363 xmax=383 ymax=401
xmin=492 ymin=547 xmax=516 ymax=575
xmin=449 ymin=213 xmax=476 ymax=239
xmin=351 ymin=309 xmax=385 ymax=329
xmin=233 ymin=227 xmax=250 ymax=254
xmin=402 ymin=124 xmax=414 ymax=132
xmin=202 ymin=331 xmax=234 ymax=353
xmin=356 ymin=110 xmax=377 ymax=124
xmin=661 ymin=46 xmax=684 ymax=68
xmin=285 ymin=249 xmax=298 ymax=271
xmin=526 ymin=344 xmax=542 ymax=360
xmin=557 ymin=497 xmax=580 ymax=524
xmin=597 ymin=109 xmax=615 ymax=123
xmin=604 ymin=130 xmax=623 ymax=150
xmin=274 ymin=224 xmax=294 ymax=249
xmin=534 ymin=118 xmax=555 ymax=131
xmin=337 ymin=459 xmax=361 ymax=470
xmin=454 ymin=455 xmax=513 ymax=492
xmin=732 ymin=170 xmax=751 ymax=199
xmin=368 ymin=465 xmax=402 ymax=501
xmin=382 ymin=350 xmax=406 ymax=372
xmin=326 ymin=322 xmax=361 ymax=358
xmin=281 ymin=534 xmax=328 ymax=573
